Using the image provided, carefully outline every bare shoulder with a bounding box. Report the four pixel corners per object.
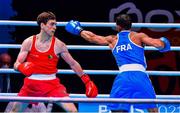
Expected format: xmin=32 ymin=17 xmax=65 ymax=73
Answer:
xmin=22 ymin=36 xmax=33 ymax=44
xmin=55 ymin=37 xmax=66 ymax=48
xmin=54 ymin=37 xmax=67 ymax=55
xmin=133 ymin=32 xmax=147 ymax=38
xmin=21 ymin=36 xmax=33 ymax=51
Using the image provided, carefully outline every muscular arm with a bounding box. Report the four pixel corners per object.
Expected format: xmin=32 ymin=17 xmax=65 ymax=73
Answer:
xmin=56 ymin=40 xmax=84 ymax=77
xmin=137 ymin=33 xmax=165 ymax=48
xmin=65 ymin=20 xmax=114 ymax=46
xmin=80 ymin=30 xmax=113 ymax=45
xmin=56 ymin=38 xmax=98 ymax=97
xmin=14 ymin=37 xmax=32 ymax=70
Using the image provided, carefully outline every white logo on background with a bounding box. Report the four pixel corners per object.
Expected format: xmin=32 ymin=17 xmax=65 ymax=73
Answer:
xmin=109 ymin=2 xmax=180 ymax=32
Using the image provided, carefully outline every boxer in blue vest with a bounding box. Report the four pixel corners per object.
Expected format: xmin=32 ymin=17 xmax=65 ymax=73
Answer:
xmin=65 ymin=14 xmax=170 ymax=112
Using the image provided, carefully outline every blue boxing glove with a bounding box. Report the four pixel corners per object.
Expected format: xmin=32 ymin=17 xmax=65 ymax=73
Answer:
xmin=159 ymin=37 xmax=171 ymax=52
xmin=65 ymin=20 xmax=83 ymax=36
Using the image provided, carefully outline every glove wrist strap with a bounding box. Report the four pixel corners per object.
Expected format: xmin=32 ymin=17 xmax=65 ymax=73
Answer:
xmin=81 ymin=74 xmax=90 ymax=84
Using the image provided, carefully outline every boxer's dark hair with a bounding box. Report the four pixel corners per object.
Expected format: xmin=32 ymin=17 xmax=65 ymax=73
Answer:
xmin=116 ymin=14 xmax=132 ymax=30
xmin=37 ymin=11 xmax=56 ymax=26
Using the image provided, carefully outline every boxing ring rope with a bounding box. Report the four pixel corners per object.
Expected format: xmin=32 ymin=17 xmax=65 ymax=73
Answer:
xmin=0 ymin=44 xmax=180 ymax=51
xmin=0 ymin=68 xmax=180 ymax=76
xmin=1 ymin=93 xmax=180 ymax=99
xmin=0 ymin=93 xmax=179 ymax=111
xmin=1 ymin=20 xmax=180 ymax=28
xmin=0 ymin=95 xmax=179 ymax=104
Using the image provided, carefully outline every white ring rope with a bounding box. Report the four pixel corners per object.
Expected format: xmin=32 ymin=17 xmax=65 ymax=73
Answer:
xmin=0 ymin=44 xmax=180 ymax=51
xmin=1 ymin=20 xmax=180 ymax=28
xmin=1 ymin=93 xmax=180 ymax=99
xmin=0 ymin=69 xmax=179 ymax=76
xmin=0 ymin=95 xmax=179 ymax=103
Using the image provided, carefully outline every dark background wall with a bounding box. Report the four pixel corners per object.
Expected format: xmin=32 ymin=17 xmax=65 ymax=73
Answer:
xmin=0 ymin=0 xmax=180 ymax=111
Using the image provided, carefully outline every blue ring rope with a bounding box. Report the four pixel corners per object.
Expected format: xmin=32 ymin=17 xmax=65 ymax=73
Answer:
xmin=0 ymin=95 xmax=180 ymax=103
xmin=0 ymin=44 xmax=180 ymax=51
xmin=0 ymin=93 xmax=180 ymax=99
xmin=1 ymin=20 xmax=180 ymax=28
xmin=0 ymin=69 xmax=179 ymax=76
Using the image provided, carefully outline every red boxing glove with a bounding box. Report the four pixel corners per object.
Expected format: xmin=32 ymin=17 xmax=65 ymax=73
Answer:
xmin=81 ymin=74 xmax=98 ymax=98
xmin=18 ymin=62 xmax=34 ymax=77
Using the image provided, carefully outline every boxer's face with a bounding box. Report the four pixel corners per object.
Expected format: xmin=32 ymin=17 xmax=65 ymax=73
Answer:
xmin=42 ymin=19 xmax=57 ymax=36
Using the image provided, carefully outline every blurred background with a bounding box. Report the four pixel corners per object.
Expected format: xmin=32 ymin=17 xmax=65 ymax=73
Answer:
xmin=0 ymin=0 xmax=179 ymax=111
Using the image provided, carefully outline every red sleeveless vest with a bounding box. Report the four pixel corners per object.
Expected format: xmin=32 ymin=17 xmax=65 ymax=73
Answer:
xmin=26 ymin=35 xmax=59 ymax=74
